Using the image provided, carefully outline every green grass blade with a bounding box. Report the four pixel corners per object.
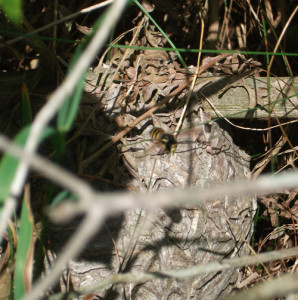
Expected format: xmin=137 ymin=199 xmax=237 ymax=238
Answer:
xmin=132 ymin=0 xmax=187 ymax=68
xmin=56 ymin=70 xmax=86 ymax=132
xmin=0 ymin=126 xmax=56 ymax=204
xmin=14 ymin=185 xmax=34 ymax=299
xmin=21 ymin=83 xmax=33 ymax=126
xmin=57 ymin=11 xmax=106 ymax=133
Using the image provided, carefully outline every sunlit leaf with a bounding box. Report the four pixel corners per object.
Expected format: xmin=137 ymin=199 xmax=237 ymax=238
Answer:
xmin=0 ymin=0 xmax=22 ymax=25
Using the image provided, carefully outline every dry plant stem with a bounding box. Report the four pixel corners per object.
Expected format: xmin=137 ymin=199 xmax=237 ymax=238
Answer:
xmin=76 ymin=246 xmax=298 ymax=295
xmin=272 ymin=115 xmax=298 ymax=158
xmin=174 ymin=5 xmax=205 ymax=135
xmin=201 ymin=91 xmax=298 ymax=132
xmin=229 ymin=269 xmax=298 ymax=300
xmin=267 ymin=5 xmax=298 ymax=91
xmin=265 ymin=6 xmax=298 ymax=111
xmin=0 ymin=0 xmax=129 ymax=242
xmin=245 ymin=0 xmax=258 ymax=21
xmin=70 ymin=170 xmax=298 ymax=216
xmin=252 ymin=135 xmax=287 ymax=178
xmin=1 ymin=133 xmax=298 ymax=221
xmin=220 ymin=0 xmax=233 ymax=49
xmin=80 ymin=53 xmax=232 ymax=171
xmin=1 ymin=131 xmax=298 ymax=222
xmin=109 ymin=16 xmax=146 ymax=88
xmin=206 ymin=0 xmax=220 ymax=44
xmin=265 ymin=6 xmax=298 ymax=162
xmin=1 ymin=133 xmax=298 ymax=218
xmin=2 ymin=0 xmax=114 ymax=47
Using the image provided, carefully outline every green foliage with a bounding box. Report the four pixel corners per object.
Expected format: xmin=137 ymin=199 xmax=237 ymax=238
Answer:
xmin=14 ymin=188 xmax=34 ymax=299
xmin=0 ymin=0 xmax=22 ymax=25
xmin=0 ymin=126 xmax=56 ymax=204
xmin=57 ymin=13 xmax=106 ymax=133
xmin=51 ymin=190 xmax=77 ymax=207
xmin=21 ymin=83 xmax=32 ymax=126
xmin=57 ymin=72 xmax=86 ymax=133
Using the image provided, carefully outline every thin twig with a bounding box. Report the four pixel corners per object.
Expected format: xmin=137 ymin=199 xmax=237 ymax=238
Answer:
xmin=174 ymin=2 xmax=206 ymax=136
xmin=0 ymin=134 xmax=298 ymax=221
xmin=76 ymin=246 xmax=298 ymax=295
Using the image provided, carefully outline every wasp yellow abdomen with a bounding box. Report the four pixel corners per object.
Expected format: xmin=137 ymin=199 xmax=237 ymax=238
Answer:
xmin=150 ymin=128 xmax=177 ymax=155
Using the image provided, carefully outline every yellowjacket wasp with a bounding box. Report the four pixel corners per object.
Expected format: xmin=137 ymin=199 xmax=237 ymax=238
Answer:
xmin=150 ymin=128 xmax=177 ymax=155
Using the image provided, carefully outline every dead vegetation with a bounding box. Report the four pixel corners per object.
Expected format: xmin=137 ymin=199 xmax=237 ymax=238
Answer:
xmin=0 ymin=0 xmax=298 ymax=299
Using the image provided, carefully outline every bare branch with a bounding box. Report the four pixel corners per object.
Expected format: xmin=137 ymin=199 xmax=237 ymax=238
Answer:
xmin=77 ymin=246 xmax=298 ymax=294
